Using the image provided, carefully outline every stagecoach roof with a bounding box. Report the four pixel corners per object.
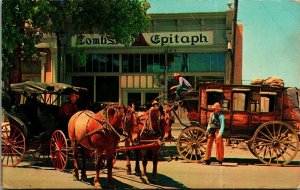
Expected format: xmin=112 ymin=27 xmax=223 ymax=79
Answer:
xmin=10 ymin=81 xmax=87 ymax=95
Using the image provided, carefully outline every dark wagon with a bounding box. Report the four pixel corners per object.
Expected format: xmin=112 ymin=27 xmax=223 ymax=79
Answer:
xmin=1 ymin=81 xmax=88 ymax=170
xmin=164 ymin=83 xmax=299 ymax=166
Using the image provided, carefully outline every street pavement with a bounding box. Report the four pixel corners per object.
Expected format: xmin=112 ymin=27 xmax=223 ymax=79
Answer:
xmin=2 ymin=122 xmax=300 ymax=189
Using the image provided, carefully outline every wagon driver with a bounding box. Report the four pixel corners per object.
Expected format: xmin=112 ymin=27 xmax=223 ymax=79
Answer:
xmin=170 ymin=73 xmax=192 ymax=100
xmin=58 ymin=92 xmax=80 ymax=134
xmin=204 ymin=102 xmax=225 ymax=165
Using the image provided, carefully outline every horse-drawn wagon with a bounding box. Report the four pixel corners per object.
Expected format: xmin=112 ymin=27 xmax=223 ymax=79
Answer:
xmin=162 ymin=83 xmax=299 ymax=166
xmin=1 ymin=81 xmax=88 ymax=169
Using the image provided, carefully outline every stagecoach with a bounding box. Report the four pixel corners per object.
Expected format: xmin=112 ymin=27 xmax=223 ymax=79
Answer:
xmin=164 ymin=83 xmax=300 ymax=166
xmin=1 ymin=81 xmax=88 ymax=170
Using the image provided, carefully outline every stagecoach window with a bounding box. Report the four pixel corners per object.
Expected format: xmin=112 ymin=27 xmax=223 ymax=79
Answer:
xmin=207 ymin=92 xmax=223 ymax=108
xmin=260 ymin=95 xmax=275 ymax=112
xmin=233 ymin=92 xmax=249 ymax=111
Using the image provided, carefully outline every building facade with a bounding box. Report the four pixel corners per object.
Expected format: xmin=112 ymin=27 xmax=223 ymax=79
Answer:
xmin=28 ymin=5 xmax=242 ymax=108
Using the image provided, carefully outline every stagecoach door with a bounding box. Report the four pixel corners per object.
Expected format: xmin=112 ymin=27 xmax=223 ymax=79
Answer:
xmin=231 ymin=89 xmax=251 ymax=136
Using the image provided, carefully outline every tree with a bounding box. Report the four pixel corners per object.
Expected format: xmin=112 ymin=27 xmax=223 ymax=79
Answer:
xmin=2 ymin=0 xmax=150 ymax=89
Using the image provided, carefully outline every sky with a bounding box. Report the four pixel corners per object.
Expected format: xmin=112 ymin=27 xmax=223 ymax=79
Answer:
xmin=147 ymin=0 xmax=300 ymax=88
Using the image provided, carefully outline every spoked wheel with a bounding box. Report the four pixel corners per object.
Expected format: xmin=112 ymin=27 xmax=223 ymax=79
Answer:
xmin=246 ymin=140 xmax=257 ymax=158
xmin=176 ymin=126 xmax=207 ymax=163
xmin=50 ymin=130 xmax=68 ymax=171
xmin=252 ymin=121 xmax=299 ymax=166
xmin=1 ymin=123 xmax=26 ymax=167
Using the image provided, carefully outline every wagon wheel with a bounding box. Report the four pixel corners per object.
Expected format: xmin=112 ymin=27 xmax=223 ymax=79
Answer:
xmin=50 ymin=130 xmax=68 ymax=171
xmin=1 ymin=123 xmax=26 ymax=167
xmin=246 ymin=140 xmax=257 ymax=158
xmin=176 ymin=126 xmax=207 ymax=163
xmin=252 ymin=121 xmax=299 ymax=166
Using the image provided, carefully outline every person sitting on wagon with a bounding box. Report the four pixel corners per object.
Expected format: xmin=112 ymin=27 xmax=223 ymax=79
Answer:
xmin=204 ymin=102 xmax=225 ymax=165
xmin=58 ymin=92 xmax=79 ymax=135
xmin=170 ymin=73 xmax=192 ymax=100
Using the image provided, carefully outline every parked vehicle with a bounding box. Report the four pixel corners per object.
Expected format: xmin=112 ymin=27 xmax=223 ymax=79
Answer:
xmin=163 ymin=83 xmax=299 ymax=166
xmin=1 ymin=81 xmax=88 ymax=170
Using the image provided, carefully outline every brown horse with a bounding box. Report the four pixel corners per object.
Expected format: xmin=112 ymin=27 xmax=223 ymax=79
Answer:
xmin=68 ymin=105 xmax=129 ymax=188
xmin=125 ymin=104 xmax=174 ymax=183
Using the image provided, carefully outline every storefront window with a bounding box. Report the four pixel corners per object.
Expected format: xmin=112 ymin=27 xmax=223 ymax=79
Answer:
xmin=96 ymin=76 xmax=119 ymax=102
xmin=66 ymin=53 xmax=119 ymax=73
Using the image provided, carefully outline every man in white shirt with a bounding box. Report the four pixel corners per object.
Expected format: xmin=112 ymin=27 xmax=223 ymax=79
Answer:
xmin=170 ymin=73 xmax=192 ymax=100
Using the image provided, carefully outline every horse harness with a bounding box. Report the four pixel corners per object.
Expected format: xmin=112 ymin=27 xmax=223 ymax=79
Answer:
xmin=75 ymin=109 xmax=125 ymax=148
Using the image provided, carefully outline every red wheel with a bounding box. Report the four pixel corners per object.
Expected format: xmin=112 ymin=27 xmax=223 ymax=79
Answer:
xmin=1 ymin=123 xmax=26 ymax=167
xmin=50 ymin=130 xmax=68 ymax=171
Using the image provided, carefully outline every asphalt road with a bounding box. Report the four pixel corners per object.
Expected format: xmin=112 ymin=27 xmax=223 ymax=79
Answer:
xmin=2 ymin=123 xmax=300 ymax=189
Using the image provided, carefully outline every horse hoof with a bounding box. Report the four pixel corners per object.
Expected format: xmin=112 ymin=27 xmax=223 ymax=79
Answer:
xmin=73 ymin=175 xmax=79 ymax=181
xmin=126 ymin=167 xmax=132 ymax=175
xmin=94 ymin=182 xmax=102 ymax=189
xmin=81 ymin=174 xmax=87 ymax=181
xmin=141 ymin=176 xmax=149 ymax=184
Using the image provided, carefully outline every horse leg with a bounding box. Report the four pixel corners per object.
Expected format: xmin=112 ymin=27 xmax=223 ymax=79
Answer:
xmin=72 ymin=146 xmax=80 ymax=181
xmin=94 ymin=152 xmax=102 ymax=188
xmin=80 ymin=147 xmax=88 ymax=181
xmin=141 ymin=150 xmax=149 ymax=184
xmin=152 ymin=149 xmax=159 ymax=182
xmin=125 ymin=140 xmax=132 ymax=175
xmin=134 ymin=149 xmax=141 ymax=176
xmin=107 ymin=155 xmax=116 ymax=189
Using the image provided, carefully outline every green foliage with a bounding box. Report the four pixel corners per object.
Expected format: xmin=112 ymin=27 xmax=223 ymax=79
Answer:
xmin=2 ymin=0 xmax=151 ymax=85
xmin=65 ymin=0 xmax=151 ymax=45
xmin=71 ymin=48 xmax=87 ymax=67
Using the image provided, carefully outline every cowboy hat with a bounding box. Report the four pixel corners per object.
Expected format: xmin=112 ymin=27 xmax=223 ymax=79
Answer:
xmin=152 ymin=100 xmax=159 ymax=106
xmin=173 ymin=73 xmax=181 ymax=77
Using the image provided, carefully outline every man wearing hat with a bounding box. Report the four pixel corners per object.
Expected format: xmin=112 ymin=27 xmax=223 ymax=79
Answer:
xmin=58 ymin=92 xmax=79 ymax=134
xmin=170 ymin=73 xmax=192 ymax=100
xmin=204 ymin=102 xmax=225 ymax=165
xmin=147 ymin=99 xmax=162 ymax=132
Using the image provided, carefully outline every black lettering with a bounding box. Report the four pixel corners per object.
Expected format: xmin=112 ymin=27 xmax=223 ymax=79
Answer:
xmin=181 ymin=36 xmax=190 ymax=43
xmin=151 ymin=35 xmax=160 ymax=44
xmin=101 ymin=36 xmax=107 ymax=44
xmin=174 ymin=34 xmax=179 ymax=43
xmin=161 ymin=37 xmax=168 ymax=46
xmin=200 ymin=34 xmax=208 ymax=43
xmin=93 ymin=38 xmax=100 ymax=44
xmin=86 ymin=38 xmax=92 ymax=45
xmin=191 ymin=36 xmax=199 ymax=45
